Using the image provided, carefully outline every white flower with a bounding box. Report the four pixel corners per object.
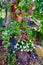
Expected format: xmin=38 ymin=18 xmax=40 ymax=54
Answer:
xmin=18 ymin=62 xmax=20 ymax=64
xmin=20 ymin=45 xmax=22 ymax=48
xmin=13 ymin=51 xmax=15 ymax=53
xmin=21 ymin=49 xmax=23 ymax=51
xmin=16 ymin=43 xmax=19 ymax=46
xmin=26 ymin=44 xmax=29 ymax=48
xmin=32 ymin=43 xmax=34 ymax=47
xmin=32 ymin=0 xmax=35 ymax=1
xmin=38 ymin=29 xmax=40 ymax=32
xmin=23 ymin=46 xmax=26 ymax=49
xmin=30 ymin=40 xmax=32 ymax=42
xmin=21 ymin=41 xmax=24 ymax=44
xmin=14 ymin=45 xmax=17 ymax=48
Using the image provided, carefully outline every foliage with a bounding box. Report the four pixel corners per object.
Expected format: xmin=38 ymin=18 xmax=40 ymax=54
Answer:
xmin=0 ymin=0 xmax=43 ymax=53
xmin=0 ymin=0 xmax=43 ymax=65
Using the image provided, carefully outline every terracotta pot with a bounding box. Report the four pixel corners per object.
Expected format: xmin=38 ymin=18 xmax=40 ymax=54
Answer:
xmin=17 ymin=14 xmax=22 ymax=22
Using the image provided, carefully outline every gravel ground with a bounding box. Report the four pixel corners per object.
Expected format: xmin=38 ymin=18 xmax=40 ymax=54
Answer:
xmin=0 ymin=45 xmax=43 ymax=65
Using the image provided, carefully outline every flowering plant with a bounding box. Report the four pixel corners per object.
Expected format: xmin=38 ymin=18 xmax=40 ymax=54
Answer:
xmin=0 ymin=0 xmax=43 ymax=52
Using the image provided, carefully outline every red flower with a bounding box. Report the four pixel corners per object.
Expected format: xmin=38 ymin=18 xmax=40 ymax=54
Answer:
xmin=13 ymin=7 xmax=17 ymax=11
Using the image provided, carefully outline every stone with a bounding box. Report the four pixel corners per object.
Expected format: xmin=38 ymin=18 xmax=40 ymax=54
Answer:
xmin=35 ymin=45 xmax=43 ymax=57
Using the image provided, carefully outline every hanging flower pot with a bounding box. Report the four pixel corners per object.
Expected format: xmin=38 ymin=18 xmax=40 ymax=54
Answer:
xmin=11 ymin=4 xmax=18 ymax=20
xmin=17 ymin=14 xmax=22 ymax=22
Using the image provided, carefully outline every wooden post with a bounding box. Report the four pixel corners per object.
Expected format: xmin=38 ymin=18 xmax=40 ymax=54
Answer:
xmin=5 ymin=11 xmax=10 ymax=26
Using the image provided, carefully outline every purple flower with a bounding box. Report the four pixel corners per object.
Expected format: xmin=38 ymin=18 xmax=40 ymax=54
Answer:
xmin=23 ymin=18 xmax=27 ymax=21
xmin=28 ymin=23 xmax=31 ymax=26
xmin=21 ymin=10 xmax=25 ymax=14
xmin=29 ymin=9 xmax=33 ymax=13
xmin=11 ymin=0 xmax=15 ymax=2
xmin=2 ymin=41 xmax=5 ymax=45
xmin=31 ymin=54 xmax=37 ymax=61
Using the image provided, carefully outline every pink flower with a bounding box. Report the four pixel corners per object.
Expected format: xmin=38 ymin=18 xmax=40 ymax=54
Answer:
xmin=18 ymin=36 xmax=21 ymax=39
xmin=23 ymin=18 xmax=27 ymax=21
xmin=3 ymin=48 xmax=6 ymax=51
xmin=8 ymin=18 xmax=10 ymax=21
xmin=29 ymin=9 xmax=33 ymax=13
xmin=29 ymin=18 xmax=33 ymax=21
xmin=26 ymin=35 xmax=28 ymax=39
xmin=21 ymin=10 xmax=25 ymax=14
xmin=7 ymin=34 xmax=10 ymax=36
xmin=20 ymin=30 xmax=26 ymax=33
xmin=23 ymin=26 xmax=26 ymax=28
xmin=11 ymin=0 xmax=15 ymax=2
xmin=23 ymin=34 xmax=26 ymax=37
xmin=20 ymin=30 xmax=23 ymax=32
xmin=34 ymin=21 xmax=41 ymax=26
xmin=2 ymin=41 xmax=5 ymax=45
